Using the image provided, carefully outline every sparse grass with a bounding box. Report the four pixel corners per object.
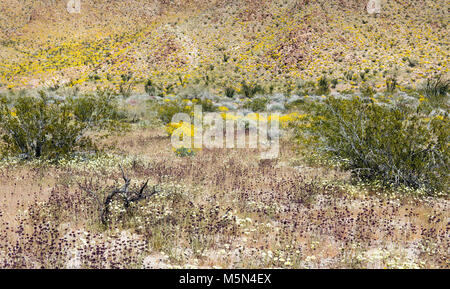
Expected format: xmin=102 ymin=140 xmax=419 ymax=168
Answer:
xmin=0 ymin=116 xmax=448 ymax=268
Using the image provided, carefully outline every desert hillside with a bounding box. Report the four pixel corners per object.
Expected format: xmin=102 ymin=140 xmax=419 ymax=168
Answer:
xmin=0 ymin=0 xmax=448 ymax=93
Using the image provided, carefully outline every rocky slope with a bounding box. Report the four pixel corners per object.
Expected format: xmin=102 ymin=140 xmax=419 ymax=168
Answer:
xmin=0 ymin=0 xmax=448 ymax=94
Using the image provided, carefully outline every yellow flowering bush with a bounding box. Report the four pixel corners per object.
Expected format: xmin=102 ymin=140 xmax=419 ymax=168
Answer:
xmin=165 ymin=121 xmax=197 ymax=138
xmin=218 ymin=106 xmax=229 ymax=112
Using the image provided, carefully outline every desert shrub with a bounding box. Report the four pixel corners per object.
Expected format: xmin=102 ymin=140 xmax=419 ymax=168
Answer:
xmin=224 ymin=87 xmax=236 ymax=98
xmin=420 ymin=76 xmax=449 ymax=107
xmin=243 ymin=97 xmax=269 ymax=112
xmin=240 ymin=81 xmax=264 ymax=98
xmin=144 ymin=79 xmax=159 ymax=96
xmin=331 ymin=78 xmax=338 ymax=89
xmin=119 ymin=72 xmax=134 ymax=98
xmin=0 ymin=89 xmax=126 ymax=160
xmin=316 ymin=76 xmax=330 ymax=95
xmin=156 ymin=99 xmax=190 ymax=125
xmin=295 ymin=81 xmax=316 ymax=96
xmin=359 ymin=71 xmax=367 ymax=81
xmin=294 ymin=97 xmax=449 ymax=193
xmin=156 ymin=97 xmax=217 ymax=125
xmin=405 ymin=57 xmax=418 ymax=67
xmin=386 ymin=76 xmax=397 ymax=93
xmin=360 ymin=83 xmax=376 ymax=97
xmin=195 ymin=98 xmax=217 ymax=112
xmin=174 ymin=147 xmax=196 ymax=157
xmin=285 ymin=97 xmax=305 ymax=110
xmin=344 ymin=70 xmax=354 ymax=80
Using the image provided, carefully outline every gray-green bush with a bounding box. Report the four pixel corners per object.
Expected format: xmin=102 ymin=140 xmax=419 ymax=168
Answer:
xmin=294 ymin=97 xmax=449 ymax=193
xmin=0 ymin=89 xmax=126 ymax=160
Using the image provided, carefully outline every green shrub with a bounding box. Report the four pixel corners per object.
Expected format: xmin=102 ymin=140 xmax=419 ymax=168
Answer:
xmin=295 ymin=97 xmax=449 ymax=193
xmin=344 ymin=70 xmax=354 ymax=81
xmin=224 ymin=87 xmax=236 ymax=98
xmin=360 ymin=83 xmax=376 ymax=97
xmin=174 ymin=147 xmax=196 ymax=157
xmin=316 ymin=76 xmax=330 ymax=95
xmin=405 ymin=57 xmax=418 ymax=67
xmin=240 ymin=81 xmax=264 ymax=98
xmin=0 ymin=89 xmax=126 ymax=160
xmin=295 ymin=80 xmax=316 ymax=96
xmin=243 ymin=97 xmax=269 ymax=112
xmin=156 ymin=96 xmax=218 ymax=125
xmin=195 ymin=98 xmax=217 ymax=112
xmin=386 ymin=76 xmax=397 ymax=93
xmin=119 ymin=73 xmax=134 ymax=98
xmin=420 ymin=75 xmax=449 ymax=107
xmin=156 ymin=99 xmax=190 ymax=125
xmin=144 ymin=79 xmax=158 ymax=96
xmin=331 ymin=78 xmax=338 ymax=89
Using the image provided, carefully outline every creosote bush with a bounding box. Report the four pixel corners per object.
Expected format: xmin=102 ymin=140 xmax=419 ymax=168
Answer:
xmin=294 ymin=96 xmax=449 ymax=193
xmin=243 ymin=97 xmax=269 ymax=112
xmin=224 ymin=87 xmax=236 ymax=98
xmin=316 ymin=76 xmax=330 ymax=95
xmin=420 ymin=76 xmax=449 ymax=107
xmin=386 ymin=76 xmax=397 ymax=93
xmin=0 ymin=89 xmax=126 ymax=160
xmin=240 ymin=81 xmax=264 ymax=98
xmin=156 ymin=97 xmax=216 ymax=125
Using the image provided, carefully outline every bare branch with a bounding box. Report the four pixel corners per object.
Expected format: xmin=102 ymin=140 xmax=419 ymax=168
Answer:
xmin=79 ymin=167 xmax=158 ymax=226
xmin=138 ymin=179 xmax=149 ymax=196
xmin=119 ymin=164 xmax=130 ymax=183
